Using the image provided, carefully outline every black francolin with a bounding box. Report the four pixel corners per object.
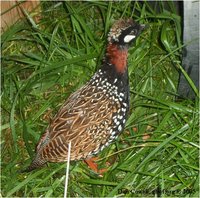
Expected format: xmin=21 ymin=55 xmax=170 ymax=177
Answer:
xmin=26 ymin=18 xmax=145 ymax=172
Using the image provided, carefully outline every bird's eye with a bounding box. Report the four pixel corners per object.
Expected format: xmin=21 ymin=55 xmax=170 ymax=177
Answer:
xmin=130 ymin=30 xmax=137 ymax=35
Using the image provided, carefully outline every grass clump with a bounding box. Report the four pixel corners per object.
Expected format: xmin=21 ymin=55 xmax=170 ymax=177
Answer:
xmin=1 ymin=1 xmax=199 ymax=197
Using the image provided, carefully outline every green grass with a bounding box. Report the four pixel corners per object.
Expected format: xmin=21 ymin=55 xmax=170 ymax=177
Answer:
xmin=1 ymin=1 xmax=199 ymax=197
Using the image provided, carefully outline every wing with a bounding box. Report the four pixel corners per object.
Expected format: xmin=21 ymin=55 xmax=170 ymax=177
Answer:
xmin=36 ymin=83 xmax=121 ymax=162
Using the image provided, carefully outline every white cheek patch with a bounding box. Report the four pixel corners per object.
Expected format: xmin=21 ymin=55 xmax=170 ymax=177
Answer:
xmin=124 ymin=35 xmax=136 ymax=43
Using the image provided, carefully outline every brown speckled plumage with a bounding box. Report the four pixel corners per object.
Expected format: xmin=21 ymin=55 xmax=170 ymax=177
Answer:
xmin=25 ymin=19 xmax=145 ymax=171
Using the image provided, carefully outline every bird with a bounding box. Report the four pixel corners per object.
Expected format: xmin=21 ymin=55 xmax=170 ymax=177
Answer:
xmin=25 ymin=18 xmax=145 ymax=172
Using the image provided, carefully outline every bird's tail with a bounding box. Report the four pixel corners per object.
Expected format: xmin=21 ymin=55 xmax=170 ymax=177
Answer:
xmin=21 ymin=155 xmax=47 ymax=173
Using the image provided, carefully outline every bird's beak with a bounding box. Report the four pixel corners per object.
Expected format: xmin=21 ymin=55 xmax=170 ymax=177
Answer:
xmin=140 ymin=24 xmax=147 ymax=31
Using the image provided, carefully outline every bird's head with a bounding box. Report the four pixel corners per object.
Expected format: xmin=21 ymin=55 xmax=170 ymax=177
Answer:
xmin=108 ymin=19 xmax=145 ymax=47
